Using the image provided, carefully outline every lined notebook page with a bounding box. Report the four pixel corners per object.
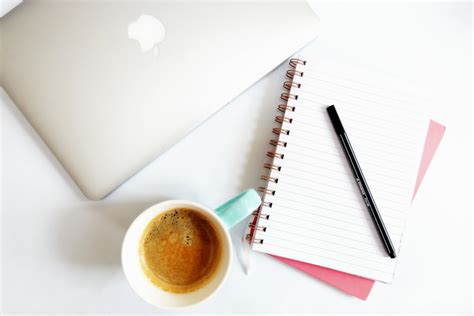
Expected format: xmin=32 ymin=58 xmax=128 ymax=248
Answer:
xmin=252 ymin=59 xmax=427 ymax=282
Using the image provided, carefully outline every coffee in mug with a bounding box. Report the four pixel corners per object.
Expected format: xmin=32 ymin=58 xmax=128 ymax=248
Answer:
xmin=139 ymin=208 xmax=222 ymax=293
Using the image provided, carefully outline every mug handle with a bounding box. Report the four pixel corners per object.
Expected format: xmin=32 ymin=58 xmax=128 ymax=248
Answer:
xmin=215 ymin=189 xmax=261 ymax=229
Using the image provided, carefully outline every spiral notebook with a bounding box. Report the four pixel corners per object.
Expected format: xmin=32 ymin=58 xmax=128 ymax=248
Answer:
xmin=247 ymin=58 xmax=428 ymax=283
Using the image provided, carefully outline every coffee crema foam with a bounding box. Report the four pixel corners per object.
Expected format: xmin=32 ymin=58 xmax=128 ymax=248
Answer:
xmin=139 ymin=208 xmax=222 ymax=293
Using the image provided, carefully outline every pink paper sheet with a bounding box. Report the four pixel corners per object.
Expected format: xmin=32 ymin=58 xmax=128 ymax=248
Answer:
xmin=271 ymin=120 xmax=446 ymax=300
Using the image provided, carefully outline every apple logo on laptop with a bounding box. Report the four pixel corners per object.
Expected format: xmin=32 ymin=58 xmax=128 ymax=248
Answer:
xmin=128 ymin=14 xmax=166 ymax=56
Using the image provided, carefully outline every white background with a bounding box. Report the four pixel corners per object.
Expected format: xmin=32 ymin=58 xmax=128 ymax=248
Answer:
xmin=1 ymin=1 xmax=472 ymax=314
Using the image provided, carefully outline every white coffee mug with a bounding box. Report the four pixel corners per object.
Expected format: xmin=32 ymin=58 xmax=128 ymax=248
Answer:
xmin=121 ymin=189 xmax=261 ymax=309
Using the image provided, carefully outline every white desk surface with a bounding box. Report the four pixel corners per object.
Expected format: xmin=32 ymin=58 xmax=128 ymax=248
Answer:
xmin=1 ymin=2 xmax=472 ymax=314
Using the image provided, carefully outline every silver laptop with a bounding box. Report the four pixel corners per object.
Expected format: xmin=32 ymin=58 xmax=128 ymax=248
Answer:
xmin=1 ymin=1 xmax=319 ymax=200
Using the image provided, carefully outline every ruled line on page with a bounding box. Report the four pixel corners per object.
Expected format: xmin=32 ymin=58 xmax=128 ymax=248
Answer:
xmin=281 ymin=163 xmax=411 ymax=192
xmin=266 ymin=223 xmax=380 ymax=248
xmin=282 ymin=156 xmax=411 ymax=186
xmin=266 ymin=202 xmax=406 ymax=239
xmin=279 ymin=179 xmax=407 ymax=208
xmin=290 ymin=106 xmax=420 ymax=140
xmin=275 ymin=189 xmax=406 ymax=220
xmin=273 ymin=194 xmax=406 ymax=223
xmin=300 ymin=72 xmax=414 ymax=103
xmin=295 ymin=82 xmax=425 ymax=124
xmin=270 ymin=204 xmax=390 ymax=230
xmin=291 ymin=113 xmax=419 ymax=145
xmin=298 ymin=94 xmax=420 ymax=131
xmin=287 ymin=141 xmax=414 ymax=168
xmin=291 ymin=118 xmax=416 ymax=151
xmin=265 ymin=209 xmax=406 ymax=241
xmin=282 ymin=154 xmax=410 ymax=195
xmin=276 ymin=187 xmax=407 ymax=216
xmin=268 ymin=206 xmax=405 ymax=230
xmin=299 ymin=71 xmax=425 ymax=112
xmin=263 ymin=228 xmax=386 ymax=257
xmin=284 ymin=131 xmax=415 ymax=162
xmin=290 ymin=117 xmax=419 ymax=148
xmin=289 ymin=122 xmax=418 ymax=152
xmin=278 ymin=170 xmax=408 ymax=199
xmin=262 ymin=242 xmax=394 ymax=276
xmin=289 ymin=140 xmax=416 ymax=166
xmin=299 ymin=78 xmax=415 ymax=106
xmin=264 ymin=233 xmax=394 ymax=267
xmin=295 ymin=98 xmax=421 ymax=134
xmin=282 ymin=137 xmax=414 ymax=174
xmin=277 ymin=174 xmax=409 ymax=208
xmin=267 ymin=218 xmax=378 ymax=241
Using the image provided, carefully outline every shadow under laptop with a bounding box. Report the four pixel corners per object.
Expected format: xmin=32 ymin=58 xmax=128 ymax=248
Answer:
xmin=53 ymin=197 xmax=169 ymax=269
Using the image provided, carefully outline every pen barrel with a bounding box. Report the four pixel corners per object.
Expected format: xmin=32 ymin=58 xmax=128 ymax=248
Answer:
xmin=339 ymin=132 xmax=397 ymax=259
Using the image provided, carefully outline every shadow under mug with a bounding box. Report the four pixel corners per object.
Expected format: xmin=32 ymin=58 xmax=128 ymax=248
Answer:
xmin=121 ymin=189 xmax=261 ymax=309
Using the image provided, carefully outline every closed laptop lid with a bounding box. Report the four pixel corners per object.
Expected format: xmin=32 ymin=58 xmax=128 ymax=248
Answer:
xmin=1 ymin=1 xmax=319 ymax=199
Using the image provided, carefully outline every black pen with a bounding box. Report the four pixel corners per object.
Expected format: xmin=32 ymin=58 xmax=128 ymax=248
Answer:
xmin=326 ymin=105 xmax=396 ymax=259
